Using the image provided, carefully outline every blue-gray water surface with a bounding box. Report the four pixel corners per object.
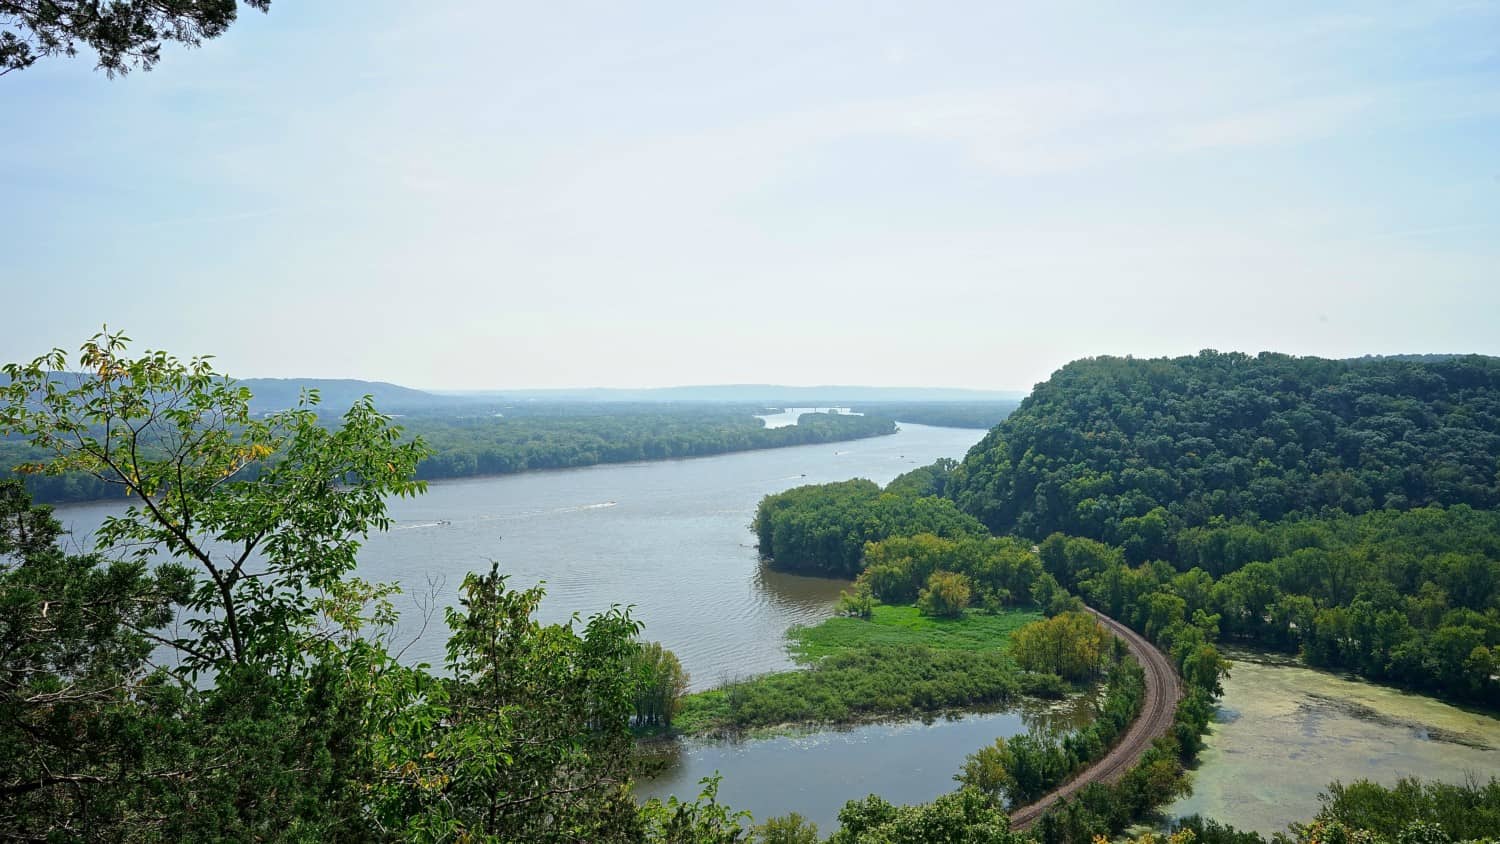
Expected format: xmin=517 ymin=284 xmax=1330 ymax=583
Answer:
xmin=51 ymin=423 xmax=985 ymax=687
xmin=636 ymin=696 xmax=1096 ymax=832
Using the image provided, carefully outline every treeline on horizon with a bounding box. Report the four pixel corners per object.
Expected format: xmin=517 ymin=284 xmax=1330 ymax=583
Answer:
xmin=408 ymin=409 xmax=896 ymax=480
xmin=0 ymin=407 xmax=898 ymax=504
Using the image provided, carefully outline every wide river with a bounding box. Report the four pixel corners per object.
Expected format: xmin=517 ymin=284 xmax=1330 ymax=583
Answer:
xmin=51 ymin=422 xmax=985 ymax=689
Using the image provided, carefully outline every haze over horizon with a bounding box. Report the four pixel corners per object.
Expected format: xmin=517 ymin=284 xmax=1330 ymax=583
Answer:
xmin=4 ymin=2 xmax=1497 ymax=390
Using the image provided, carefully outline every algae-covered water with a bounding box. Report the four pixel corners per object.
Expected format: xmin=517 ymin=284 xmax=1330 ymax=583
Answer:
xmin=1166 ymin=650 xmax=1500 ymax=836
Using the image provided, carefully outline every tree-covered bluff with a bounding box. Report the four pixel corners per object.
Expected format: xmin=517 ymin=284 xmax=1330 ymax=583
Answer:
xmin=939 ymin=350 xmax=1500 ymax=704
xmin=949 ymin=351 xmax=1500 ymax=544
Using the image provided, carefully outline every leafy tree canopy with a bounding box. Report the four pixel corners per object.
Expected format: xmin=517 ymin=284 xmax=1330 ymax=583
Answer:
xmin=1 ymin=0 xmax=270 ymax=77
xmin=753 ymin=479 xmax=987 ymax=577
xmin=1 ymin=0 xmax=270 ymax=76
xmin=949 ymin=351 xmax=1500 ymax=547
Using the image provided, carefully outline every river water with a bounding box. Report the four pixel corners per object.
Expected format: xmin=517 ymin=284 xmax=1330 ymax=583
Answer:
xmin=50 ymin=422 xmax=984 ymax=688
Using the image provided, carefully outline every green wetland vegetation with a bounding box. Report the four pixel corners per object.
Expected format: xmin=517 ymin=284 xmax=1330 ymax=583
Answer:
xmin=670 ymin=605 xmax=1059 ymax=737
xmin=787 ymin=604 xmax=1042 ymax=661
xmin=3 ymin=337 xmax=1498 ymax=843
xmin=673 ymin=643 xmax=1034 ymax=736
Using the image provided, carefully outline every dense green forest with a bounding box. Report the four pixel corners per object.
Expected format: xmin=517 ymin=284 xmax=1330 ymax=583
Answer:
xmin=927 ymin=351 xmax=1500 ymax=703
xmin=0 ymin=407 xmax=896 ymax=504
xmin=948 ymin=351 xmax=1500 ymax=542
xmin=1103 ymin=506 xmax=1499 ymax=700
xmin=882 ymin=457 xmax=962 ymax=498
xmin=752 ymin=478 xmax=987 ymax=576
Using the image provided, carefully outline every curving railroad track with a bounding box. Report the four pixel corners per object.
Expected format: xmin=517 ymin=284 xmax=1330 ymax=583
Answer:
xmin=1008 ymin=607 xmax=1184 ymax=830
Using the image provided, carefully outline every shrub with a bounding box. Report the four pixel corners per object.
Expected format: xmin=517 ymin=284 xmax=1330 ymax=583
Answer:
xmin=918 ymin=571 xmax=972 ymax=618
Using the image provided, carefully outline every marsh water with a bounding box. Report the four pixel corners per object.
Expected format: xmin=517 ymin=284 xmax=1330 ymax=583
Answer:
xmin=1166 ymin=650 xmax=1500 ymax=835
xmin=51 ymin=422 xmax=983 ymax=687
xmin=635 ymin=694 xmax=1097 ymax=831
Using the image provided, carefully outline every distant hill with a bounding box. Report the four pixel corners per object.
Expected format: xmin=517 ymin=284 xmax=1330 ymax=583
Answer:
xmin=440 ymin=385 xmax=1025 ymax=403
xmin=238 ymin=379 xmax=466 ymax=414
xmin=0 ymin=374 xmax=1022 ymax=414
xmin=0 ymin=373 xmax=467 ymax=416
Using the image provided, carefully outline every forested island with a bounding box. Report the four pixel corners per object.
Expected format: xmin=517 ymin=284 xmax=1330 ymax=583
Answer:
xmin=0 ymin=404 xmax=897 ymax=504
xmin=407 ymin=409 xmax=896 ymax=480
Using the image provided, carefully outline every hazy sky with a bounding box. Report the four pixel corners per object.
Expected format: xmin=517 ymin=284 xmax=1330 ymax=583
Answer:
xmin=3 ymin=2 xmax=1497 ymax=391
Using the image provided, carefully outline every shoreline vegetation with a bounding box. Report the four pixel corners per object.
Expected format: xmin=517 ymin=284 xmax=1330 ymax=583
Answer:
xmin=657 ymin=605 xmax=1069 ymax=739
xmin=733 ymin=461 xmax=1231 ymax=838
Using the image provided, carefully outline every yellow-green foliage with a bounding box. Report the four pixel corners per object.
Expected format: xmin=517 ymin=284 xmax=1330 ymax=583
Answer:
xmin=917 ymin=570 xmax=972 ymax=618
xmin=631 ymin=641 xmax=689 ymax=729
xmin=1010 ymin=611 xmax=1111 ymax=681
xmin=859 ymin=532 xmax=1041 ymax=607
